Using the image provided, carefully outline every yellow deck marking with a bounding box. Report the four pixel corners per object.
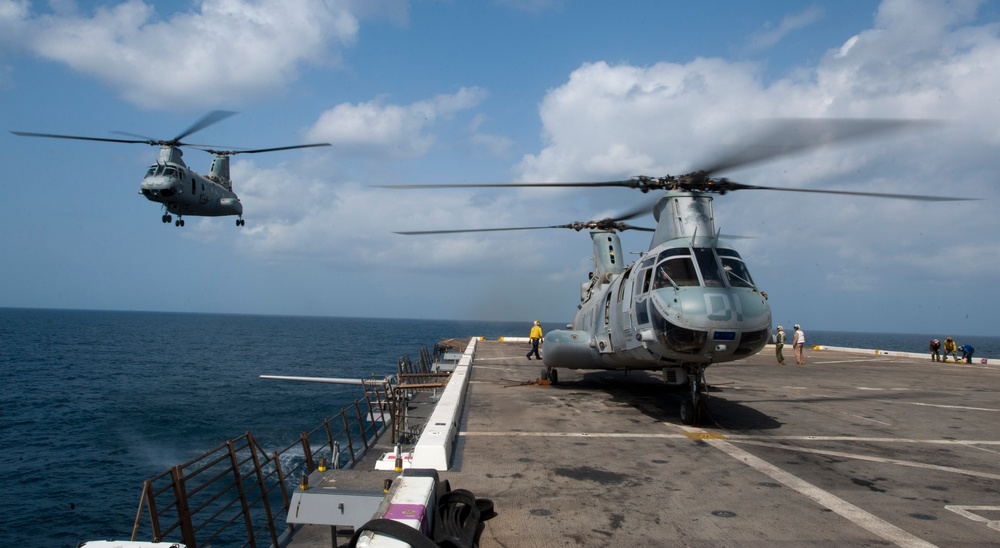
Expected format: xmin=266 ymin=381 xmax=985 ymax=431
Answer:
xmin=684 ymin=431 xmax=728 ymax=440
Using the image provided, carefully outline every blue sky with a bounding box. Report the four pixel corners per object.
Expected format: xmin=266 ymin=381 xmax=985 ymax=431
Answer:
xmin=1 ymin=0 xmax=998 ymax=336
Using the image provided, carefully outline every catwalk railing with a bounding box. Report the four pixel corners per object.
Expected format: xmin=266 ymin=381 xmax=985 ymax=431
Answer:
xmin=129 ymin=378 xmax=394 ymax=548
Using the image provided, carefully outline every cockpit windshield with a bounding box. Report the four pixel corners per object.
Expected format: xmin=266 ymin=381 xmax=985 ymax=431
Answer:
xmin=144 ymin=165 xmax=179 ymax=179
xmin=648 ymin=246 xmax=755 ymax=290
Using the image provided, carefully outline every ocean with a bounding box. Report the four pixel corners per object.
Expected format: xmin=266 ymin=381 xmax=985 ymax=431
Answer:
xmin=1 ymin=308 xmax=996 ymax=547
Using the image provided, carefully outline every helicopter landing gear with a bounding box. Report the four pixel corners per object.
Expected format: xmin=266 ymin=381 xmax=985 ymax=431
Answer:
xmin=680 ymin=367 xmax=710 ymax=426
xmin=161 ymin=214 xmax=172 ymax=224
xmin=236 ymin=217 xmax=245 ymax=227
xmin=174 ymin=217 xmax=185 ymax=227
xmin=540 ymin=366 xmax=558 ymax=385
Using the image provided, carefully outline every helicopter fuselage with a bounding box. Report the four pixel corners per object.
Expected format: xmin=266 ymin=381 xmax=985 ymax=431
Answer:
xmin=139 ymin=146 xmax=242 ymax=219
xmin=542 ymin=191 xmax=772 ymax=380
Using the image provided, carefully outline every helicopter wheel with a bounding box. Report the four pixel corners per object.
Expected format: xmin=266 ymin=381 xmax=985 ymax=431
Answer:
xmin=175 ymin=219 xmax=185 ymax=227
xmin=539 ymin=368 xmax=549 ymax=382
xmin=680 ymin=399 xmax=696 ymax=425
xmin=548 ymin=367 xmax=558 ymax=385
xmin=162 ymin=214 xmax=172 ymax=224
xmin=236 ymin=218 xmax=245 ymax=226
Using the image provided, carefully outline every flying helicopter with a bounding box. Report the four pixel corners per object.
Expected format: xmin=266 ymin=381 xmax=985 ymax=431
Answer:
xmin=12 ymin=111 xmax=330 ymax=227
xmin=379 ymin=118 xmax=972 ymax=425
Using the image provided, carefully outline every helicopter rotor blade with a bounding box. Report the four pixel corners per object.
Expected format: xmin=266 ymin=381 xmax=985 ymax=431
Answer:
xmin=617 ymin=224 xmax=655 ymax=232
xmin=395 ymin=225 xmax=575 ymax=235
xmin=109 ymin=130 xmax=160 ymax=142
xmin=14 ymin=111 xmax=241 ymax=148
xmin=718 ymin=180 xmax=974 ymax=201
xmin=395 ymin=200 xmax=658 ymax=235
xmin=395 ymin=223 xmax=656 ymax=235
xmin=199 ymin=143 xmax=332 ymax=156
xmin=698 ymin=118 xmax=942 ymax=176
xmin=10 ymin=131 xmax=152 ymax=145
xmin=374 ymin=118 xmax=958 ymax=199
xmin=171 ymin=110 xmax=237 ymax=144
xmin=612 ymin=198 xmax=659 ymax=222
xmin=374 ymin=180 xmax=637 ymax=190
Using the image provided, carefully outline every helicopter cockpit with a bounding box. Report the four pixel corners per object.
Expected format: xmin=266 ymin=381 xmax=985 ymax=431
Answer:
xmin=648 ymin=245 xmax=756 ymax=290
xmin=641 ymin=243 xmax=770 ymax=360
xmin=141 ymin=164 xmax=184 ymax=199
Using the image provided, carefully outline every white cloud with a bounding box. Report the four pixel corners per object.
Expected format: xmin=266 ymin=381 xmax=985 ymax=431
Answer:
xmin=305 ymin=87 xmax=488 ymax=158
xmin=15 ymin=0 xmax=372 ymax=107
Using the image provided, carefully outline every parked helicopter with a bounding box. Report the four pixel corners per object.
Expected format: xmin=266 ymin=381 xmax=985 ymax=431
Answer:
xmin=380 ymin=119 xmax=971 ymax=425
xmin=12 ymin=111 xmax=330 ymax=227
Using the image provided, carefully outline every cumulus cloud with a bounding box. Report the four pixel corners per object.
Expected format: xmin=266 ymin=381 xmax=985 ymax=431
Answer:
xmin=11 ymin=0 xmax=375 ymax=107
xmin=304 ymin=87 xmax=488 ymax=158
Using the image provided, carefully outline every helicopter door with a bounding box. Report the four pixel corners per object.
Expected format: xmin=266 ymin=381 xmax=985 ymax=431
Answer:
xmin=595 ymin=293 xmax=614 ymax=354
xmin=616 ymin=266 xmax=634 ymax=340
xmin=632 ymin=264 xmax=653 ymax=329
xmin=198 ymin=181 xmax=209 ymax=204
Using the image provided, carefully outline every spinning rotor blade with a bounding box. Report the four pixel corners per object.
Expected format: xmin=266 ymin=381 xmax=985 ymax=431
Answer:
xmin=375 ymin=118 xmax=965 ymax=201
xmin=395 ymin=223 xmax=654 ymax=236
xmin=375 ymin=181 xmax=634 ymax=190
xmin=397 ymin=225 xmax=582 ymax=235
xmin=200 ymin=143 xmax=332 ymax=156
xmin=12 ymin=110 xmax=238 ymax=148
xmin=172 ymin=110 xmax=237 ymax=144
xmin=699 ymin=118 xmax=940 ymax=176
xmin=396 ymin=199 xmax=657 ymax=235
xmin=10 ymin=131 xmax=151 ymax=145
xmin=713 ymin=180 xmax=973 ymax=201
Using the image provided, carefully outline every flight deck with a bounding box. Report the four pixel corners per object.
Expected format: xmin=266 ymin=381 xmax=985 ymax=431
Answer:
xmin=287 ymin=339 xmax=1000 ymax=547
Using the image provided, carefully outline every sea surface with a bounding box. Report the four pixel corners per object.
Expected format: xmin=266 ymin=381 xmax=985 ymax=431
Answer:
xmin=1 ymin=308 xmax=997 ymax=547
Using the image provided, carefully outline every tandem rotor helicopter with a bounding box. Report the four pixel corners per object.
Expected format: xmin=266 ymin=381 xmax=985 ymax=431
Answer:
xmin=12 ymin=111 xmax=330 ymax=227
xmin=381 ymin=119 xmax=972 ymax=425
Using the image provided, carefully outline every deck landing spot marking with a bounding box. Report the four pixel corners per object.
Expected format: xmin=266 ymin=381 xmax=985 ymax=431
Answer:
xmin=944 ymin=506 xmax=1000 ymax=532
xmin=673 ymin=424 xmax=937 ymax=548
xmin=732 ymin=439 xmax=1000 ymax=481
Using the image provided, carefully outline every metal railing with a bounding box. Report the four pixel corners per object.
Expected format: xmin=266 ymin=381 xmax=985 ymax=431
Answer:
xmin=130 ymin=379 xmax=394 ymax=548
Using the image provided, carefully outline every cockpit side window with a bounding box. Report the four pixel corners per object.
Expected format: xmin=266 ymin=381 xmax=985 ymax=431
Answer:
xmin=640 ymin=267 xmax=653 ymax=294
xmin=720 ymin=257 xmax=755 ymax=288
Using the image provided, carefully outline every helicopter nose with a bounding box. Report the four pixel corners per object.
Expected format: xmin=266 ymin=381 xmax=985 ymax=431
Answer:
xmin=141 ymin=178 xmax=181 ymax=199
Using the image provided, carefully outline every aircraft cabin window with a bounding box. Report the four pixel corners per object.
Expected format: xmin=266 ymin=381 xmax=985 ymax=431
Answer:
xmin=145 ymin=166 xmax=156 ymax=177
xmin=693 ymin=247 xmax=725 ymax=287
xmin=636 ymin=298 xmax=650 ymax=325
xmin=635 ymin=268 xmax=652 ymax=296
